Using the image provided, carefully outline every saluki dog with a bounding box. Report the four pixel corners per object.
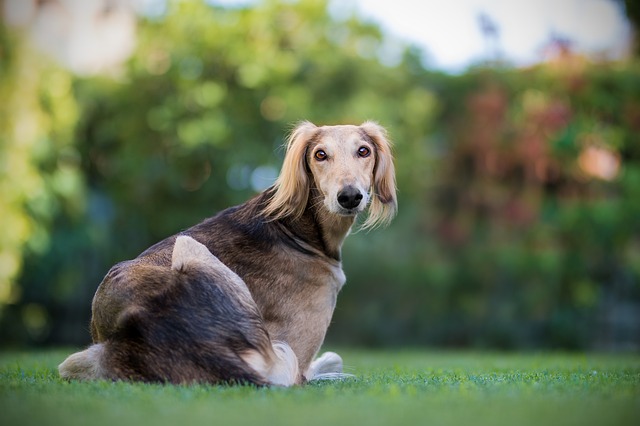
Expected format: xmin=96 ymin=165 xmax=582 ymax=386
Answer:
xmin=59 ymin=121 xmax=397 ymax=386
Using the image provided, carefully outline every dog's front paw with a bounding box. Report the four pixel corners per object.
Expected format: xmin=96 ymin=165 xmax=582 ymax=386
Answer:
xmin=306 ymin=351 xmax=353 ymax=381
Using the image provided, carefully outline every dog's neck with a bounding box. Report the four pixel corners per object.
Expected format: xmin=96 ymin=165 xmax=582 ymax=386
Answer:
xmin=282 ymin=188 xmax=355 ymax=261
xmin=311 ymin=200 xmax=355 ymax=261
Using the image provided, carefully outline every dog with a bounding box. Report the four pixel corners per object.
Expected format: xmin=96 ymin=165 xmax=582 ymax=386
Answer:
xmin=59 ymin=121 xmax=397 ymax=386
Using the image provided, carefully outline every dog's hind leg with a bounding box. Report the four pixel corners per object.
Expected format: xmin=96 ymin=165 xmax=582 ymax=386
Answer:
xmin=173 ymin=235 xmax=300 ymax=386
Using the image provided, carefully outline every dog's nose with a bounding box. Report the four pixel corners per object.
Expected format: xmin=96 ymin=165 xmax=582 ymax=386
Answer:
xmin=337 ymin=186 xmax=363 ymax=209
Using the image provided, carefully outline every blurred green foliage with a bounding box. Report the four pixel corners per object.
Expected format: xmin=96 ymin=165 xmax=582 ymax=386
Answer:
xmin=0 ymin=0 xmax=638 ymax=350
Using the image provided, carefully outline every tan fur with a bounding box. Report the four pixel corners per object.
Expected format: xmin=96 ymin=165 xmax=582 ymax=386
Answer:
xmin=60 ymin=122 xmax=397 ymax=385
xmin=58 ymin=344 xmax=106 ymax=381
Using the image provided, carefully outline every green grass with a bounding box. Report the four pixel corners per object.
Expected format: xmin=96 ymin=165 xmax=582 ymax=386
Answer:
xmin=1 ymin=349 xmax=638 ymax=426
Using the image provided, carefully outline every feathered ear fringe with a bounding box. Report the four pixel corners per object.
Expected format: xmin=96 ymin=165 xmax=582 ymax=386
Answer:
xmin=360 ymin=121 xmax=397 ymax=229
xmin=262 ymin=121 xmax=318 ymax=220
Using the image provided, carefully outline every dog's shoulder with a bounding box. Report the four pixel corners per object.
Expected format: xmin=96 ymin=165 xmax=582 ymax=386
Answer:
xmin=186 ymin=192 xmax=278 ymax=251
xmin=136 ymin=237 xmax=176 ymax=265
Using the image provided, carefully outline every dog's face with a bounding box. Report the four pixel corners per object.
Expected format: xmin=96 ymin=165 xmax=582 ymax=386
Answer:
xmin=263 ymin=121 xmax=397 ymax=228
xmin=307 ymin=126 xmax=376 ymax=217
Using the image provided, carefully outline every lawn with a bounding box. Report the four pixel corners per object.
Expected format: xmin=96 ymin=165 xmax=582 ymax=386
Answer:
xmin=1 ymin=349 xmax=638 ymax=426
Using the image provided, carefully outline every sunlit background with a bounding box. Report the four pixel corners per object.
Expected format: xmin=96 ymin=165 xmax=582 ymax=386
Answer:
xmin=0 ymin=0 xmax=638 ymax=351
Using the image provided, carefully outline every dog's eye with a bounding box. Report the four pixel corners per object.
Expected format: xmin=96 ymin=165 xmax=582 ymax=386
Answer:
xmin=314 ymin=150 xmax=328 ymax=161
xmin=357 ymin=146 xmax=371 ymax=158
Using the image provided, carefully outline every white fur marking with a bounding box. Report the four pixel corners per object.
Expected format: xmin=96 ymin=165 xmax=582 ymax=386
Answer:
xmin=171 ymin=235 xmax=216 ymax=271
xmin=268 ymin=342 xmax=299 ymax=386
xmin=305 ymin=351 xmax=348 ymax=381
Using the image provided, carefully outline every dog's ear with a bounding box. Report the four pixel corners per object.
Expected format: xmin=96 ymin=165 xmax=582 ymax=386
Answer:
xmin=263 ymin=121 xmax=318 ymax=220
xmin=360 ymin=121 xmax=397 ymax=228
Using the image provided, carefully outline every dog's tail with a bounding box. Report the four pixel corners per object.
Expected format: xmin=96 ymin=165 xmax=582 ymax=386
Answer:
xmin=59 ymin=343 xmax=107 ymax=381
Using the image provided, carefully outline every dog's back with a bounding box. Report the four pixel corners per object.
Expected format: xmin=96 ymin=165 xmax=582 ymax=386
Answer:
xmin=59 ymin=236 xmax=298 ymax=386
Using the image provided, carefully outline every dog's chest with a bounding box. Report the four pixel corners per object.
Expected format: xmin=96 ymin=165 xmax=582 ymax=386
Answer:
xmin=328 ymin=263 xmax=346 ymax=292
xmin=297 ymin=255 xmax=346 ymax=298
xmin=243 ymin=249 xmax=346 ymax=326
xmin=257 ymin=252 xmax=345 ymax=368
xmin=305 ymin=261 xmax=346 ymax=314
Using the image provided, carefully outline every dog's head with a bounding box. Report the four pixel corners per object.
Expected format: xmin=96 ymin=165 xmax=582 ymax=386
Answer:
xmin=263 ymin=121 xmax=397 ymax=228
